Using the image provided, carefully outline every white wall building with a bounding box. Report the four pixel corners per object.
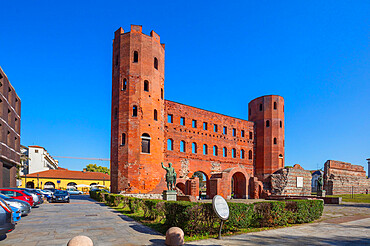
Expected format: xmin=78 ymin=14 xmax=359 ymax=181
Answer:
xmin=26 ymin=145 xmax=58 ymax=174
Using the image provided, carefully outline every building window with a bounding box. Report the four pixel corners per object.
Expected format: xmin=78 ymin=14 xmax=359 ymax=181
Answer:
xmin=180 ymin=141 xmax=186 ymax=152
xmin=223 ymin=147 xmax=227 ymax=157
xmin=133 ymin=51 xmax=138 ymax=63
xmin=133 ymin=106 xmax=138 ymax=117
xmin=266 ymin=120 xmax=270 ymax=127
xmin=249 ymin=131 xmax=253 ymax=139
xmin=274 ymin=138 xmax=277 ymax=144
xmin=241 ymin=130 xmax=245 ymax=138
xmin=192 ymin=120 xmax=197 ymax=128
xmin=240 ymin=149 xmax=245 ymax=159
xmin=249 ymin=150 xmax=252 ymax=160
xmin=144 ymin=80 xmax=149 ymax=92
xmin=232 ymin=148 xmax=236 ymax=158
xmin=259 ymin=104 xmax=263 ymax=111
xmin=280 ymin=121 xmax=282 ymax=128
xmin=35 ymin=149 xmax=38 ymax=153
xmin=192 ymin=142 xmax=197 ymax=154
xmin=115 ymin=54 xmax=119 ymax=66
xmin=122 ymin=78 xmax=127 ymax=91
xmin=180 ymin=117 xmax=185 ymax=126
xmin=168 ymin=114 xmax=173 ymax=123
xmin=154 ymin=110 xmax=158 ymax=121
xmin=121 ymin=133 xmax=126 ymax=146
xmin=203 ymin=144 xmax=208 ymax=155
xmin=141 ymin=133 xmax=151 ymax=153
xmin=154 ymin=57 xmax=158 ymax=70
xmin=223 ymin=126 xmax=227 ymax=135
xmin=203 ymin=122 xmax=208 ymax=130
xmin=274 ymin=102 xmax=277 ymax=110
xmin=161 ymin=88 xmax=164 ymax=99
xmin=167 ymin=139 xmax=173 ymax=151
xmin=213 ymin=146 xmax=218 ymax=156
xmin=214 ymin=124 xmax=218 ymax=132
xmin=114 ymin=108 xmax=118 ymax=119
xmin=232 ymin=128 xmax=236 ymax=137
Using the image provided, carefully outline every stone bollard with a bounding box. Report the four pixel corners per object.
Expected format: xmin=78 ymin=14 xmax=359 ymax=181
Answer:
xmin=165 ymin=227 xmax=184 ymax=246
xmin=67 ymin=235 xmax=94 ymax=246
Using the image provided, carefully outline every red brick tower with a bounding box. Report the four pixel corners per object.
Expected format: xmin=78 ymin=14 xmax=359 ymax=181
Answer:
xmin=111 ymin=25 xmax=165 ymax=193
xmin=248 ymin=95 xmax=285 ymax=180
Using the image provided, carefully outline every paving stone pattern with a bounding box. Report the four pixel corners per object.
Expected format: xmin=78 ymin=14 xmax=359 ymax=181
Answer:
xmin=1 ymin=195 xmax=165 ymax=246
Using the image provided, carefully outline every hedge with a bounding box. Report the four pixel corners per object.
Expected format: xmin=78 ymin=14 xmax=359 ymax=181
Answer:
xmin=89 ymin=191 xmax=323 ymax=236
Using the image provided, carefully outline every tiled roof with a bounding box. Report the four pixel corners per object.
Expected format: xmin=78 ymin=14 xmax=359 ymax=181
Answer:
xmin=22 ymin=169 xmax=110 ymax=181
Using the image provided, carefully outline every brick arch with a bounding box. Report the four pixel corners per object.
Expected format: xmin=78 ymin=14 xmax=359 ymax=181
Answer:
xmin=209 ymin=167 xmax=251 ymax=199
xmin=190 ymin=170 xmax=210 ymax=199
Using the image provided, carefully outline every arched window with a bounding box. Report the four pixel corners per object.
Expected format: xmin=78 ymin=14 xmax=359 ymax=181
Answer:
xmin=274 ymin=138 xmax=277 ymax=144
xmin=67 ymin=182 xmax=77 ymax=188
xmin=141 ymin=133 xmax=151 ymax=153
xmin=144 ymin=80 xmax=149 ymax=92
xmin=241 ymin=130 xmax=245 ymax=137
xmin=259 ymin=104 xmax=263 ymax=111
xmin=192 ymin=142 xmax=197 ymax=154
xmin=203 ymin=144 xmax=208 ymax=155
xmin=154 ymin=57 xmax=158 ymax=70
xmin=232 ymin=148 xmax=236 ymax=158
xmin=213 ymin=146 xmax=218 ymax=156
xmin=167 ymin=139 xmax=173 ymax=151
xmin=249 ymin=131 xmax=253 ymax=139
xmin=223 ymin=126 xmax=227 ymax=135
xmin=122 ymin=78 xmax=127 ymax=91
xmin=223 ymin=147 xmax=227 ymax=157
xmin=133 ymin=106 xmax=138 ymax=117
xmin=154 ymin=110 xmax=158 ymax=121
xmin=180 ymin=141 xmax=186 ymax=152
xmin=249 ymin=150 xmax=253 ymax=160
xmin=121 ymin=133 xmax=126 ymax=146
xmin=240 ymin=149 xmax=245 ymax=159
xmin=280 ymin=121 xmax=282 ymax=128
xmin=274 ymin=102 xmax=277 ymax=110
xmin=161 ymin=88 xmax=164 ymax=99
xmin=266 ymin=120 xmax=270 ymax=127
xmin=133 ymin=51 xmax=138 ymax=63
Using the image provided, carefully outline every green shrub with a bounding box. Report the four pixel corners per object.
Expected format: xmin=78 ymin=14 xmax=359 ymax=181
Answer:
xmin=89 ymin=192 xmax=324 ymax=236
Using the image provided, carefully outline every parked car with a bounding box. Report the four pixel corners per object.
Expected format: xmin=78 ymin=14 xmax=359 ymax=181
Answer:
xmin=44 ymin=188 xmax=57 ymax=194
xmin=13 ymin=188 xmax=43 ymax=206
xmin=9 ymin=206 xmax=21 ymax=223
xmin=66 ymin=188 xmax=83 ymax=195
xmin=0 ymin=197 xmax=15 ymax=235
xmin=51 ymin=190 xmax=70 ymax=203
xmin=36 ymin=189 xmax=52 ymax=201
xmin=0 ymin=194 xmax=31 ymax=216
xmin=0 ymin=189 xmax=34 ymax=207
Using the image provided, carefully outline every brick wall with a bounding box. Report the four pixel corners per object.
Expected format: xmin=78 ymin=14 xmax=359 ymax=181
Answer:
xmin=324 ymin=160 xmax=370 ymax=195
xmin=270 ymin=164 xmax=311 ymax=196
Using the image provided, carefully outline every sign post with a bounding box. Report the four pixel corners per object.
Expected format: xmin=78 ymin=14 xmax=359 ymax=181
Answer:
xmin=212 ymin=195 xmax=229 ymax=240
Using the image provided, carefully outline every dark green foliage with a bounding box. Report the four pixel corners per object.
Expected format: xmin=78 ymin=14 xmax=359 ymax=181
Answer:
xmin=90 ymin=191 xmax=323 ymax=236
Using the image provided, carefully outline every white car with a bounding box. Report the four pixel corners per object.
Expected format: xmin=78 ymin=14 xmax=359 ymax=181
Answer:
xmin=66 ymin=188 xmax=83 ymax=195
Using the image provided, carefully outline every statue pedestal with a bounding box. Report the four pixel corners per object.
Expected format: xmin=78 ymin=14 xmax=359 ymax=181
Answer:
xmin=163 ymin=190 xmax=177 ymax=201
xmin=317 ymin=190 xmax=326 ymax=197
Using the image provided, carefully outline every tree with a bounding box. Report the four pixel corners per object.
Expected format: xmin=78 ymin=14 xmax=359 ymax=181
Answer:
xmin=85 ymin=164 xmax=110 ymax=175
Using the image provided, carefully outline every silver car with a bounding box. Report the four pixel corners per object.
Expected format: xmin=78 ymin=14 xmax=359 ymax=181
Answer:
xmin=0 ymin=194 xmax=31 ymax=216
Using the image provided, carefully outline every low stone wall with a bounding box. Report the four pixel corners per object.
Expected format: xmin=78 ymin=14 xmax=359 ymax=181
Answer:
xmin=118 ymin=193 xmax=163 ymax=200
xmin=324 ymin=160 xmax=370 ymax=195
xmin=270 ymin=164 xmax=311 ymax=196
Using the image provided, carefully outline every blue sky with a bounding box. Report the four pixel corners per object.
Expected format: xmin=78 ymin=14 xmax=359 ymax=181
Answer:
xmin=1 ymin=1 xmax=369 ymax=173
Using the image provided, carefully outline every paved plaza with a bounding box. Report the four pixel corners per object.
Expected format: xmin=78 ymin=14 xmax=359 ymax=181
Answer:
xmin=0 ymin=196 xmax=369 ymax=245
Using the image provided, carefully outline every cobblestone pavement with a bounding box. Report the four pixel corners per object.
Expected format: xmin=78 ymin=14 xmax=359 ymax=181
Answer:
xmin=0 ymin=195 xmax=165 ymax=246
xmin=1 ymin=195 xmax=369 ymax=246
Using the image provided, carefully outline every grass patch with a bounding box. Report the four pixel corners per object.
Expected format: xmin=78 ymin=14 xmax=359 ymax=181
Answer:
xmin=327 ymin=194 xmax=370 ymax=203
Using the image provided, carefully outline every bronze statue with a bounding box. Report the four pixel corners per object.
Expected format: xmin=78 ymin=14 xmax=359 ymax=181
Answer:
xmin=317 ymin=175 xmax=323 ymax=192
xmin=161 ymin=162 xmax=177 ymax=190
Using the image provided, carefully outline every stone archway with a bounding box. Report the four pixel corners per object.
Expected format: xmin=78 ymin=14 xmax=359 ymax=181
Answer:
xmin=192 ymin=171 xmax=209 ymax=199
xmin=67 ymin=182 xmax=77 ymax=189
xmin=26 ymin=181 xmax=35 ymax=188
xmin=231 ymin=172 xmax=247 ymax=199
xmin=44 ymin=181 xmax=55 ymax=189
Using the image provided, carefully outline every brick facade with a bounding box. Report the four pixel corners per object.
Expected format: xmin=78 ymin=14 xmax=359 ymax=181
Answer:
xmin=324 ymin=160 xmax=370 ymax=195
xmin=110 ymin=25 xmax=285 ymax=198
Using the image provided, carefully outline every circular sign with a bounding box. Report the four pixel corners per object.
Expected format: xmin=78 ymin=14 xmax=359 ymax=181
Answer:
xmin=212 ymin=195 xmax=229 ymax=220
